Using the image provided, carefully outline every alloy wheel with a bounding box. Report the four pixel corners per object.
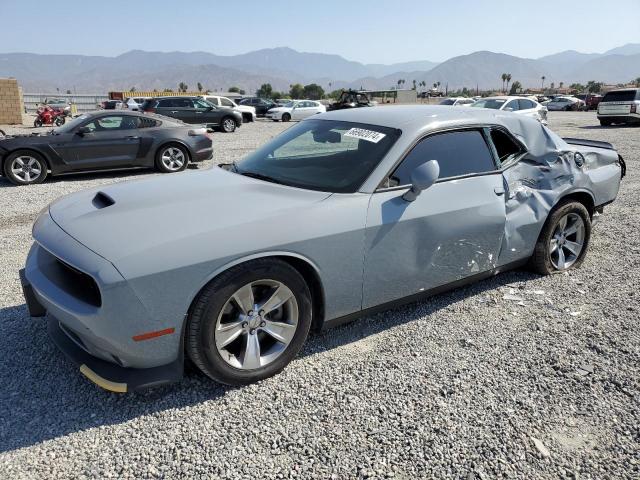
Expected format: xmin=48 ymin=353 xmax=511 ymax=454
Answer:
xmin=11 ymin=156 xmax=43 ymax=183
xmin=160 ymin=147 xmax=185 ymax=171
xmin=223 ymin=118 xmax=236 ymax=132
xmin=549 ymin=213 xmax=585 ymax=270
xmin=215 ymin=280 xmax=299 ymax=370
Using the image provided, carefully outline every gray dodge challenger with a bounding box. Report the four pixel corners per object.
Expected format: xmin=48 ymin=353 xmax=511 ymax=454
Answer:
xmin=20 ymin=106 xmax=624 ymax=392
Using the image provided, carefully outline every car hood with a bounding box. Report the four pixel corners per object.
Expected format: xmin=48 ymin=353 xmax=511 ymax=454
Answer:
xmin=48 ymin=168 xmax=331 ymax=265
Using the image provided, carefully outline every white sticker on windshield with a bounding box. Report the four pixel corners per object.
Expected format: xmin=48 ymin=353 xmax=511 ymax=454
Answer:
xmin=344 ymin=128 xmax=386 ymax=143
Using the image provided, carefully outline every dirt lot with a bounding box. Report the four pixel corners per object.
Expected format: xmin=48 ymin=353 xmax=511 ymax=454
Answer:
xmin=0 ymin=112 xmax=638 ymax=479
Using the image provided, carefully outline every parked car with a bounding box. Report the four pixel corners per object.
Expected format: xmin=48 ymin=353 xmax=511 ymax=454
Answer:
xmin=141 ymin=96 xmax=242 ymax=132
xmin=201 ymin=95 xmax=256 ymax=123
xmin=439 ymin=97 xmax=475 ymax=106
xmin=471 ymin=96 xmax=548 ymax=123
xmin=101 ymin=100 xmax=123 ymax=110
xmin=122 ymin=97 xmax=150 ymax=111
xmin=597 ymin=88 xmax=640 ymax=126
xmin=236 ymin=97 xmax=276 ymax=116
xmin=266 ymin=100 xmax=326 ymax=121
xmin=20 ymin=106 xmax=624 ymax=391
xmin=544 ymin=96 xmax=585 ymax=111
xmin=575 ymin=94 xmax=603 ymax=111
xmin=41 ymin=98 xmax=71 ymax=117
xmin=0 ymin=111 xmax=212 ymax=185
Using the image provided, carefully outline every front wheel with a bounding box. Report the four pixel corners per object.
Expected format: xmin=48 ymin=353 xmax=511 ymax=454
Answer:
xmin=281 ymin=113 xmax=291 ymax=122
xmin=529 ymin=201 xmax=591 ymax=275
xmin=3 ymin=150 xmax=48 ymax=185
xmin=186 ymin=259 xmax=312 ymax=385
xmin=155 ymin=144 xmax=189 ymax=173
xmin=34 ymin=119 xmax=43 ymax=128
xmin=221 ymin=117 xmax=237 ymax=133
xmin=54 ymin=116 xmax=65 ymax=126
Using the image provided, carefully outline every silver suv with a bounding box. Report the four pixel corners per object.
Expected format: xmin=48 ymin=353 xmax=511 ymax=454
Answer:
xmin=597 ymin=88 xmax=640 ymax=126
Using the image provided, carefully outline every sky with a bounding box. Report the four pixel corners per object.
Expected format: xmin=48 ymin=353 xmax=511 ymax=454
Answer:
xmin=1 ymin=0 xmax=639 ymax=64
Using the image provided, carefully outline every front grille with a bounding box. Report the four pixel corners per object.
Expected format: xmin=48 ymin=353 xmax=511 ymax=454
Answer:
xmin=53 ymin=258 xmax=102 ymax=307
xmin=39 ymin=247 xmax=102 ymax=307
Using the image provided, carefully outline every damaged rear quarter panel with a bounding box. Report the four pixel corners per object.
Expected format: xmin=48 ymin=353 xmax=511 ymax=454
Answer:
xmin=497 ymin=120 xmax=622 ymax=266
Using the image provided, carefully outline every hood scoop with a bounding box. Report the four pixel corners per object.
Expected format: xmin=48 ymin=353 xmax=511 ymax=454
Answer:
xmin=91 ymin=191 xmax=115 ymax=210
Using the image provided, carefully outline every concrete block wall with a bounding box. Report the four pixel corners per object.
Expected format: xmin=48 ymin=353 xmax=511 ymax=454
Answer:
xmin=0 ymin=78 xmax=25 ymax=124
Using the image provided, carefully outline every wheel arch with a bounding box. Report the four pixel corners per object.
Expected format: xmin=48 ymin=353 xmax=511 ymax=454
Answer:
xmin=185 ymin=251 xmax=326 ymax=331
xmin=1 ymin=147 xmax=53 ymax=174
xmin=555 ymin=189 xmax=595 ymax=217
xmin=155 ymin=140 xmax=192 ymax=161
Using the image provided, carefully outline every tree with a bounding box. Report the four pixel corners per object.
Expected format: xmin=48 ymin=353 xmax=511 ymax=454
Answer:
xmin=256 ymin=83 xmax=273 ymax=98
xmin=586 ymin=80 xmax=602 ymax=93
xmin=550 ymin=82 xmax=555 ymax=91
xmin=541 ymin=76 xmax=546 ymax=90
xmin=412 ymin=79 xmax=417 ymax=90
xmin=197 ymin=82 xmax=203 ymax=92
xmin=66 ymin=89 xmax=72 ymax=94
xmin=229 ymin=86 xmax=240 ymax=93
xmin=634 ymin=77 xmax=640 ymax=87
xmin=506 ymin=74 xmax=512 ymax=93
xmin=328 ymin=89 xmax=343 ymax=100
xmin=178 ymin=82 xmax=188 ymax=92
xmin=302 ymin=83 xmax=325 ymax=100
xmin=501 ymin=73 xmax=507 ymax=93
xmin=129 ymin=86 xmax=136 ymax=92
xmin=509 ymin=81 xmax=522 ymax=95
xmin=569 ymin=83 xmax=585 ymax=92
xmin=559 ymin=81 xmax=564 ymax=90
xmin=289 ymin=83 xmax=304 ymax=99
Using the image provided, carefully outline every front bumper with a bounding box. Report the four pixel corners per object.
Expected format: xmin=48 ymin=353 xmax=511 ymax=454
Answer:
xmin=22 ymin=211 xmax=185 ymax=391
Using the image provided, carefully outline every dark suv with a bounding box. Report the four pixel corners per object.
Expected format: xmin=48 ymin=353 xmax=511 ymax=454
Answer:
xmin=141 ymin=97 xmax=242 ymax=132
xmin=236 ymin=97 xmax=276 ymax=116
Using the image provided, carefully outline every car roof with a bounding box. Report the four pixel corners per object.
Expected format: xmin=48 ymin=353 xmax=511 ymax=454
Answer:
xmin=317 ymin=105 xmax=540 ymax=133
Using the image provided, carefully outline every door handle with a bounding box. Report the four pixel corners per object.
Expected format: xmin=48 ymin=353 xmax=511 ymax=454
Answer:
xmin=494 ymin=187 xmax=505 ymax=196
xmin=170 ymin=111 xmax=178 ymax=113
xmin=125 ymin=136 xmax=140 ymax=139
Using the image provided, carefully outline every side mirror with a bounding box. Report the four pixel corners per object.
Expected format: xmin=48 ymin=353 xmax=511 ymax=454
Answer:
xmin=76 ymin=126 xmax=91 ymax=135
xmin=403 ymin=160 xmax=440 ymax=202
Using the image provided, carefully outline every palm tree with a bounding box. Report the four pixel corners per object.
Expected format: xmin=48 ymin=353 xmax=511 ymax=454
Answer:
xmin=541 ymin=76 xmax=546 ymax=90
xmin=506 ymin=74 xmax=512 ymax=93
xmin=197 ymin=82 xmax=203 ymax=92
xmin=412 ymin=79 xmax=417 ymax=90
xmin=559 ymin=81 xmax=564 ymax=90
xmin=501 ymin=73 xmax=507 ymax=93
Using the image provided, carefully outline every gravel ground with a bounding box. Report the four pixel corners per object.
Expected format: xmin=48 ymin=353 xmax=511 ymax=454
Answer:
xmin=0 ymin=112 xmax=638 ymax=479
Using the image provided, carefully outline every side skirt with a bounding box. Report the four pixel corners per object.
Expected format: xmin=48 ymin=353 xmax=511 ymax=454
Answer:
xmin=321 ymin=259 xmax=529 ymax=331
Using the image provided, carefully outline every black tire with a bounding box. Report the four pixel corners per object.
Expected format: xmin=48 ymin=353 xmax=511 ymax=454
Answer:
xmin=220 ymin=116 xmax=237 ymax=133
xmin=155 ymin=143 xmax=189 ymax=173
xmin=186 ymin=258 xmax=312 ymax=386
xmin=3 ymin=150 xmax=48 ymax=185
xmin=600 ymin=120 xmax=612 ymax=126
xmin=529 ymin=200 xmax=591 ymax=275
xmin=282 ymin=113 xmax=291 ymax=122
xmin=34 ymin=119 xmax=43 ymax=128
xmin=242 ymin=112 xmax=253 ymax=123
xmin=54 ymin=116 xmax=64 ymax=127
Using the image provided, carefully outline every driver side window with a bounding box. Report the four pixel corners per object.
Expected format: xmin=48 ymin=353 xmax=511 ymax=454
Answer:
xmin=389 ymin=130 xmax=497 ymax=187
xmin=83 ymin=115 xmax=137 ymax=132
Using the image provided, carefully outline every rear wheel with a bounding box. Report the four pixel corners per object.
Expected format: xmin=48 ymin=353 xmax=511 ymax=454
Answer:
xmin=33 ymin=119 xmax=43 ymax=128
xmin=155 ymin=144 xmax=189 ymax=173
xmin=529 ymin=201 xmax=591 ymax=275
xmin=221 ymin=116 xmax=236 ymax=133
xmin=282 ymin=113 xmax=291 ymax=122
xmin=3 ymin=150 xmax=48 ymax=185
xmin=186 ymin=259 xmax=312 ymax=385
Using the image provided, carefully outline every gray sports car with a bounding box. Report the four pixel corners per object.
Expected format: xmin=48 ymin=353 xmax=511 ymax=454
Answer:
xmin=20 ymin=106 xmax=624 ymax=392
xmin=0 ymin=111 xmax=213 ymax=185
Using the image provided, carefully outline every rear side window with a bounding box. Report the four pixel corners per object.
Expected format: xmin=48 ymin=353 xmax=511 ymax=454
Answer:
xmin=392 ymin=130 xmax=496 ymax=184
xmin=505 ymin=100 xmax=520 ymax=111
xmin=518 ymin=99 xmax=535 ymax=110
xmin=490 ymin=128 xmax=525 ymax=165
xmin=157 ymin=99 xmax=176 ymax=108
xmin=220 ymin=98 xmax=234 ymax=107
xmin=602 ymin=90 xmax=638 ymax=102
xmin=138 ymin=116 xmax=159 ymax=128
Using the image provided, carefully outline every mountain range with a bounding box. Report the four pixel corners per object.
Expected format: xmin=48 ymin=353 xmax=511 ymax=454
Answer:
xmin=0 ymin=44 xmax=638 ymax=94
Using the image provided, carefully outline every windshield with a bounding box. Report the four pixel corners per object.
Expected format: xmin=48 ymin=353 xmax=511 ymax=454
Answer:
xmin=471 ymin=98 xmax=506 ymax=109
xmin=52 ymin=113 xmax=92 ymax=134
xmin=235 ymin=119 xmax=401 ymax=193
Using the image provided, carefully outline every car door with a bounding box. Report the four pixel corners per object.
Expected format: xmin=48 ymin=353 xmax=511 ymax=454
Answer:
xmin=63 ymin=114 xmax=142 ymax=170
xmin=517 ymin=98 xmax=537 ymax=118
xmin=292 ymin=101 xmax=317 ymax=120
xmin=362 ymin=128 xmax=506 ymax=308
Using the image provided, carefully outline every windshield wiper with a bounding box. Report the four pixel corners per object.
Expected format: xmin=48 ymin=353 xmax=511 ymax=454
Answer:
xmin=239 ymin=170 xmax=287 ymax=186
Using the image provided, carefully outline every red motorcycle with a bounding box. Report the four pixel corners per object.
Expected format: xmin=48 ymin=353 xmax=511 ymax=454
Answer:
xmin=34 ymin=105 xmax=66 ymax=127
